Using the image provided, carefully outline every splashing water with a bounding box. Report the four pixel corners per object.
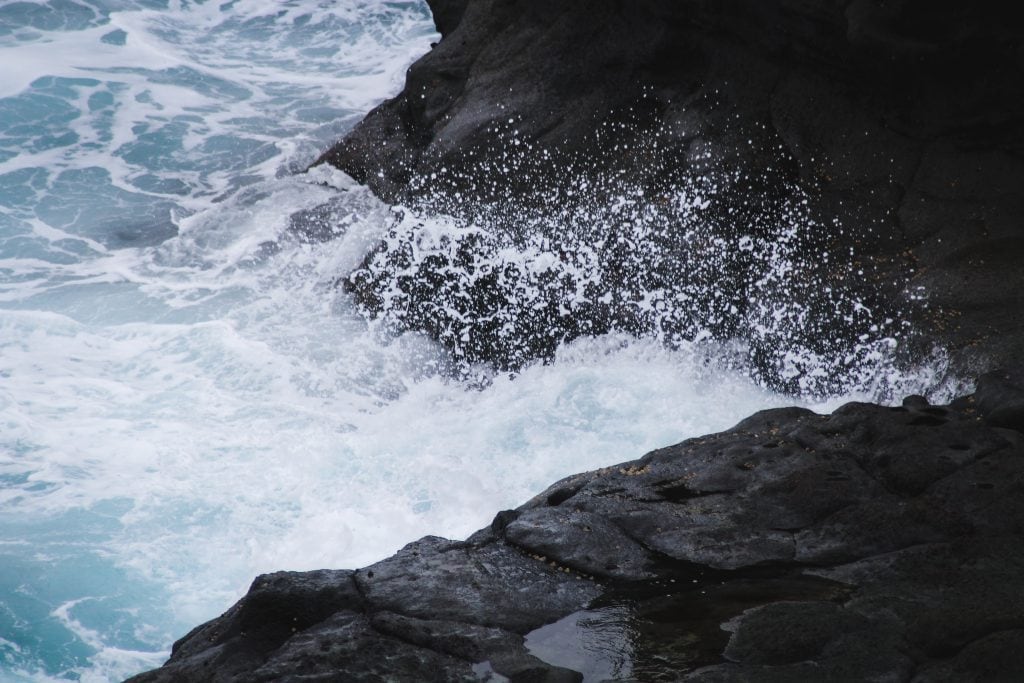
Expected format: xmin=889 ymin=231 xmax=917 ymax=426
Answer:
xmin=0 ymin=2 xmax=962 ymax=681
xmin=347 ymin=120 xmax=941 ymax=398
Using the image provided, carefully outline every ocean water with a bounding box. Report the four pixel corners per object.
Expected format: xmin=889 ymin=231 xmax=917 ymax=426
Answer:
xmin=0 ymin=2 xmax=958 ymax=681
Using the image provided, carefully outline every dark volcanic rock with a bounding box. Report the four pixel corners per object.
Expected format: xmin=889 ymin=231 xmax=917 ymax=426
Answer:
xmin=132 ymin=388 xmax=1024 ymax=681
xmin=315 ymin=0 xmax=1024 ymax=385
xmin=974 ymin=368 xmax=1024 ymax=433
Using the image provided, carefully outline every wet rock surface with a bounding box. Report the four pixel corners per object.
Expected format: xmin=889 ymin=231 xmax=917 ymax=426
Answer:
xmin=132 ymin=378 xmax=1024 ymax=681
xmin=314 ymin=0 xmax=1024 ymax=382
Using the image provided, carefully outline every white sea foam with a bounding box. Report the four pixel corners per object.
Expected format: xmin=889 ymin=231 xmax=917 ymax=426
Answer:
xmin=0 ymin=2 xmax=446 ymax=680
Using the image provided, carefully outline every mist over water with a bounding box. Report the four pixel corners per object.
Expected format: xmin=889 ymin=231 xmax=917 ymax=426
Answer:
xmin=0 ymin=2 xmax=959 ymax=681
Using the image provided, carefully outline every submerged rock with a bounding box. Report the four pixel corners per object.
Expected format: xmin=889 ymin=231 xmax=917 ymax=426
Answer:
xmin=131 ymin=381 xmax=1024 ymax=681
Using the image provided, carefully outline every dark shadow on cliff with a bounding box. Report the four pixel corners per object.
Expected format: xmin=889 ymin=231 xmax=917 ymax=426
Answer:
xmin=312 ymin=0 xmax=1024 ymax=397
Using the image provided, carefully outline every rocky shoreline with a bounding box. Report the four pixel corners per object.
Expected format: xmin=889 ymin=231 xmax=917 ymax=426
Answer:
xmin=132 ymin=371 xmax=1024 ymax=681
xmin=133 ymin=1 xmax=1024 ymax=680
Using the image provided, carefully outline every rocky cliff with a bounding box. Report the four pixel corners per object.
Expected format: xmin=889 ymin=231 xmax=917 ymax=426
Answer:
xmin=320 ymin=0 xmax=1024 ymax=390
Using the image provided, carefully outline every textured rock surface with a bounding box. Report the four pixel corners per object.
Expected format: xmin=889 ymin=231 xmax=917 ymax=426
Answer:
xmin=132 ymin=376 xmax=1024 ymax=681
xmin=316 ymin=0 xmax=1024 ymax=381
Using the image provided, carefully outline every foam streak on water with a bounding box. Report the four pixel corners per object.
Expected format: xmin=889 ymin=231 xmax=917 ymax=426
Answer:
xmin=0 ymin=2 xmax=957 ymax=682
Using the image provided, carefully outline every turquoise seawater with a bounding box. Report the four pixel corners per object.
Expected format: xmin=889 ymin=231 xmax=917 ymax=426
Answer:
xmin=0 ymin=2 xmax=955 ymax=681
xmin=0 ymin=2 xmax=441 ymax=679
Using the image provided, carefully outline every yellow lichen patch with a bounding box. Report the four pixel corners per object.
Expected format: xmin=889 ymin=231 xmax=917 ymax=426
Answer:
xmin=619 ymin=464 xmax=650 ymax=476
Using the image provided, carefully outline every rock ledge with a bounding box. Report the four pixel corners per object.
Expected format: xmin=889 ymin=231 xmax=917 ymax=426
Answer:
xmin=132 ymin=371 xmax=1024 ymax=681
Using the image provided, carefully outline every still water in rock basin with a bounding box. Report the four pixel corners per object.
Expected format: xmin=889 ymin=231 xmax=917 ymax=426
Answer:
xmin=0 ymin=1 xmax=952 ymax=680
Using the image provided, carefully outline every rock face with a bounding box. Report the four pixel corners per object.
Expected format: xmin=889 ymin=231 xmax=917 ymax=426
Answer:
xmin=131 ymin=374 xmax=1024 ymax=681
xmin=315 ymin=0 xmax=1024 ymax=385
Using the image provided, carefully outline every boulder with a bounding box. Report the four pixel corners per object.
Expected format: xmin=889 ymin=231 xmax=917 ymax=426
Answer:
xmin=131 ymin=387 xmax=1024 ymax=681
